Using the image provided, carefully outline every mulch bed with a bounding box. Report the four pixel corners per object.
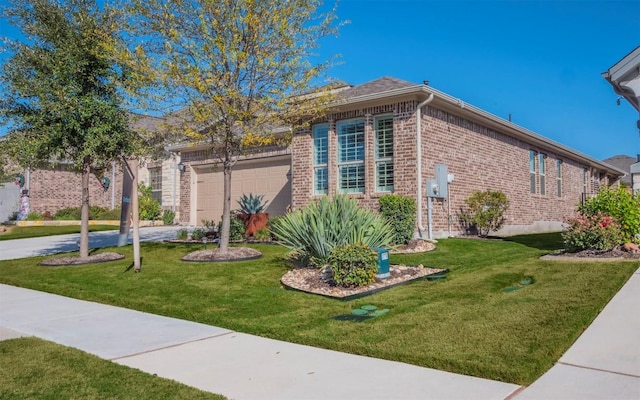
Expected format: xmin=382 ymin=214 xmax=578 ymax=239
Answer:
xmin=389 ymin=239 xmax=436 ymax=254
xmin=542 ymin=248 xmax=640 ymax=261
xmin=281 ymin=264 xmax=447 ymax=300
xmin=40 ymin=252 xmax=125 ymax=266
xmin=281 ymin=239 xmax=442 ymax=299
xmin=181 ymin=247 xmax=262 ymax=262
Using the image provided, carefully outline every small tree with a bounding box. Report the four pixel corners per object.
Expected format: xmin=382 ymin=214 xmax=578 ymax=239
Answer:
xmin=459 ymin=190 xmax=510 ymax=237
xmin=0 ymin=0 xmax=138 ymax=258
xmin=123 ymin=0 xmax=342 ymax=253
xmin=137 ymin=184 xmax=162 ymax=221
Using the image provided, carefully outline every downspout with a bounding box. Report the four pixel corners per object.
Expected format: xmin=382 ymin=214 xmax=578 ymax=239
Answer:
xmin=111 ymin=161 xmax=116 ymax=210
xmin=416 ymin=93 xmax=435 ymax=238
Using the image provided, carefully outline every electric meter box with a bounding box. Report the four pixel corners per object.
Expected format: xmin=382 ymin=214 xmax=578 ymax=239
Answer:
xmin=372 ymin=247 xmax=390 ymax=279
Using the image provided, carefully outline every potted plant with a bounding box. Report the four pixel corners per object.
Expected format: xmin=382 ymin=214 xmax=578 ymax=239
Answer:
xmin=237 ymin=193 xmax=269 ymax=237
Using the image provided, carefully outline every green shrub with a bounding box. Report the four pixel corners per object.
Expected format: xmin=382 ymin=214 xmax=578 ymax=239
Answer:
xmin=53 ymin=206 xmax=120 ymax=220
xmin=270 ymin=195 xmax=396 ymax=265
xmin=163 ymin=210 xmax=176 ymax=225
xmin=379 ymin=194 xmax=416 ymax=245
xmin=578 ymin=186 xmax=640 ymax=243
xmin=25 ymin=212 xmax=44 ymax=221
xmin=218 ymin=215 xmax=245 ymax=241
xmin=89 ymin=206 xmax=107 ymax=220
xmin=100 ymin=207 xmax=121 ymax=220
xmin=328 ymin=243 xmax=378 ymax=288
xmin=191 ymin=228 xmax=205 ymax=241
xmin=562 ymin=213 xmax=622 ymax=252
xmin=176 ymin=228 xmax=188 ymax=240
xmin=54 ymin=207 xmax=81 ymax=220
xmin=201 ymin=219 xmax=216 ymax=231
xmin=459 ymin=190 xmax=510 ymax=237
xmin=267 ymin=215 xmax=284 ymax=239
xmin=254 ymin=227 xmax=271 ymax=241
xmin=138 ymin=184 xmax=162 ymax=221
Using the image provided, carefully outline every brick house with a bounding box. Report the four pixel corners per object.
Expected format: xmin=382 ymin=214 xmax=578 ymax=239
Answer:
xmin=292 ymin=77 xmax=623 ymax=238
xmin=175 ymin=77 xmax=624 ymax=238
xmin=11 ymin=77 xmax=626 ymax=231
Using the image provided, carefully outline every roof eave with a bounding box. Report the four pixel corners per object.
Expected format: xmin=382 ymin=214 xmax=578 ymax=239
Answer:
xmin=602 ymin=46 xmax=640 ymax=112
xmin=334 ymin=85 xmax=625 ymax=177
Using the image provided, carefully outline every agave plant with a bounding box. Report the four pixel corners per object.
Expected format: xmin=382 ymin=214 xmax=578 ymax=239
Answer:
xmin=237 ymin=193 xmax=268 ymax=215
xmin=270 ymin=195 xmax=396 ymax=265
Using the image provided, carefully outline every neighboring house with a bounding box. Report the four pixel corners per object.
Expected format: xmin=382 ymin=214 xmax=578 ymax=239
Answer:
xmin=9 ymin=114 xmax=182 ymax=220
xmin=603 ymin=46 xmax=640 ymax=194
xmin=26 ymin=161 xmax=124 ymax=216
xmin=175 ymin=77 xmax=624 ymax=238
xmin=603 ymin=154 xmax=635 ymax=188
xmin=632 ymin=160 xmax=640 ymax=194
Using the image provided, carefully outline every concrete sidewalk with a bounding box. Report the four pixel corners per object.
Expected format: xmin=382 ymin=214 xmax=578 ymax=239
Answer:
xmin=0 ymin=226 xmax=184 ymax=261
xmin=0 ymin=284 xmax=521 ymax=400
xmin=514 ymin=267 xmax=640 ymax=400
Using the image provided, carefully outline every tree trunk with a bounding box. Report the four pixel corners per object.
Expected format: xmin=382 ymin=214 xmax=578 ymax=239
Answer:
xmin=79 ymin=156 xmax=91 ymax=258
xmin=130 ymin=159 xmax=141 ymax=271
xmin=219 ymin=161 xmax=232 ymax=252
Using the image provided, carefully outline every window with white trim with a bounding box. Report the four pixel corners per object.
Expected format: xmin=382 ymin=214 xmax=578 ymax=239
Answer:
xmin=375 ymin=116 xmax=394 ymax=192
xmin=529 ymin=151 xmax=536 ymax=194
xmin=149 ymin=167 xmax=162 ymax=203
xmin=556 ymin=160 xmax=562 ymax=197
xmin=539 ymin=153 xmax=546 ymax=195
xmin=583 ymin=168 xmax=588 ymax=194
xmin=337 ymin=119 xmax=365 ymax=194
xmin=312 ymin=124 xmax=329 ymax=195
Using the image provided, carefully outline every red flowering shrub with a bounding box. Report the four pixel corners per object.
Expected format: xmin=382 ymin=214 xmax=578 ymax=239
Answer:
xmin=562 ymin=212 xmax=622 ymax=252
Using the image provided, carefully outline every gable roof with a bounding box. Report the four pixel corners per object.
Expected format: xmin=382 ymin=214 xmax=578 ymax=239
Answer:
xmin=337 ymin=76 xmax=414 ymax=100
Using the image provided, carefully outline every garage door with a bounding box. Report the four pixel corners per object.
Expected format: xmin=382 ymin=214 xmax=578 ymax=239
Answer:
xmin=195 ymin=156 xmax=291 ymax=224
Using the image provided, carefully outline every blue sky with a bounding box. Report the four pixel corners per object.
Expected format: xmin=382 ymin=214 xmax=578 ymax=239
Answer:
xmin=1 ymin=0 xmax=638 ymax=161
xmin=317 ymin=0 xmax=640 ymax=160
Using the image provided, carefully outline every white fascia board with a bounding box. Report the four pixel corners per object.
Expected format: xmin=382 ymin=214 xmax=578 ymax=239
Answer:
xmin=606 ymin=46 xmax=640 ymax=82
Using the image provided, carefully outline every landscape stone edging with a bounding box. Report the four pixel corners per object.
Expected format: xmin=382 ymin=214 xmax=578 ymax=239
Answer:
xmin=15 ymin=220 xmax=164 ymax=227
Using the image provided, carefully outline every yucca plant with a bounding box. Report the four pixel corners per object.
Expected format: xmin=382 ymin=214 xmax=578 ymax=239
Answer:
xmin=270 ymin=195 xmax=396 ymax=265
xmin=237 ymin=193 xmax=268 ymax=215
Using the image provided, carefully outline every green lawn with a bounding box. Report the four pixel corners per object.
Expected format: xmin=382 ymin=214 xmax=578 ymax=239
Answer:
xmin=0 ymin=233 xmax=636 ymax=385
xmin=0 ymin=225 xmax=117 ymax=240
xmin=0 ymin=337 xmax=225 ymax=399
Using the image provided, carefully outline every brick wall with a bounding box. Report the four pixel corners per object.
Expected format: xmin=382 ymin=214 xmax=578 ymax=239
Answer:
xmin=28 ymin=163 xmax=123 ymax=216
xmin=292 ymin=102 xmax=419 ymax=212
xmin=421 ymin=106 xmax=594 ymax=236
xmin=292 ymin=99 xmax=616 ymax=237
